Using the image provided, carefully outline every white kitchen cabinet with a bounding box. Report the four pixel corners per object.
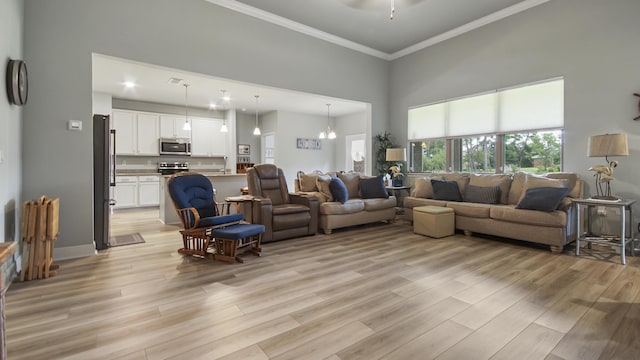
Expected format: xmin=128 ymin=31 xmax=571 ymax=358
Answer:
xmin=112 ymin=110 xmax=137 ymax=155
xmin=113 ymin=176 xmax=138 ymax=209
xmin=160 ymin=115 xmax=191 ymax=139
xmin=138 ymin=175 xmax=160 ymax=206
xmin=136 ymin=113 xmax=160 ymax=155
xmin=191 ymin=117 xmax=227 ymax=157
xmin=112 ymin=110 xmax=160 ymax=156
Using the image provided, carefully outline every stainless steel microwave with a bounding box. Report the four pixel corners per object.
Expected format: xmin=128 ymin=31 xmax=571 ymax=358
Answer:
xmin=159 ymin=138 xmax=191 ymax=156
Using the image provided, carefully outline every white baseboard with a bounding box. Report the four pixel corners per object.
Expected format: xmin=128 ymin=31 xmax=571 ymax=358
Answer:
xmin=54 ymin=244 xmax=97 ymax=260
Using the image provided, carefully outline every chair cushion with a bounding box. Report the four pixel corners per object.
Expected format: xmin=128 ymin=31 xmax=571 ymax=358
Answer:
xmin=168 ymin=173 xmax=219 ymax=224
xmin=329 ymin=177 xmax=349 ymax=203
xmin=431 ymin=179 xmax=462 ymax=201
xmin=272 ymin=203 xmax=311 ymax=215
xmin=210 ymin=224 xmax=265 ymax=240
xmin=359 ymin=175 xmax=389 ymax=199
xmin=199 ymin=213 xmax=244 ymax=228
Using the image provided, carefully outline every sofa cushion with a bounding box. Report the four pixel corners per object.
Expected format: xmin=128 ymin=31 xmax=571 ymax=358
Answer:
xmin=468 ymin=174 xmax=511 ymax=204
xmin=432 ymin=179 xmax=462 ymax=201
xmin=360 ymin=175 xmax=389 ymax=199
xmin=517 ymin=187 xmax=569 ymax=212
xmin=299 ymin=173 xmax=320 ymax=192
xmin=411 ymin=176 xmax=443 ymax=198
xmin=337 ymin=172 xmax=361 ymax=199
xmin=316 ymin=175 xmax=334 ymax=202
xmin=442 ymin=173 xmax=470 ymax=198
xmin=297 ymin=191 xmax=329 ymax=203
xmin=329 ymin=177 xmax=349 ymax=203
xmin=490 ymin=205 xmax=567 ymax=227
xmin=320 ymin=199 xmax=365 ymax=215
xmin=445 ymin=202 xmax=491 ymax=218
xmin=363 ymin=197 xmax=396 ymax=211
xmin=507 ymin=172 xmax=528 ymax=205
xmin=404 ymin=197 xmax=448 ymax=209
xmin=463 ymin=184 xmax=500 ymax=204
xmin=518 ymin=174 xmax=568 ymax=203
xmin=544 ymin=172 xmax=581 ymax=198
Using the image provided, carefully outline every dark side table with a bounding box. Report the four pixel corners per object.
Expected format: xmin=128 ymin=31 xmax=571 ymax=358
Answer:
xmin=386 ymin=186 xmax=411 ymax=214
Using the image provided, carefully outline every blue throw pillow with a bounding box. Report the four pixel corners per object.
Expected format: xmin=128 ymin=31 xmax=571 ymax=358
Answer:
xmin=431 ymin=179 xmax=462 ymax=201
xmin=359 ymin=175 xmax=389 ymax=199
xmin=329 ymin=176 xmax=349 ymax=203
xmin=516 ymin=187 xmax=569 ymax=212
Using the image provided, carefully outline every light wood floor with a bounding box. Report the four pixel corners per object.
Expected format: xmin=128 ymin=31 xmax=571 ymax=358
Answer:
xmin=6 ymin=209 xmax=640 ymax=359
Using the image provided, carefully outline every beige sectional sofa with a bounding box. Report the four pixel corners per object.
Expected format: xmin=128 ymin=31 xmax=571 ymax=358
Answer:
xmin=295 ymin=172 xmax=397 ymax=234
xmin=404 ymin=172 xmax=583 ymax=252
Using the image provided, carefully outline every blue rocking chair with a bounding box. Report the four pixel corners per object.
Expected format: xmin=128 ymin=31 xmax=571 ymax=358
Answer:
xmin=167 ymin=172 xmax=244 ymax=258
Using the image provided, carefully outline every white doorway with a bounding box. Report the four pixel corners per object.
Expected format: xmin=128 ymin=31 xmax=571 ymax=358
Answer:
xmin=262 ymin=132 xmax=275 ymax=164
xmin=345 ymin=134 xmax=366 ymax=173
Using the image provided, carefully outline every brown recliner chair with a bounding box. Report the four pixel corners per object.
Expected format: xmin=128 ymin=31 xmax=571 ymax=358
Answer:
xmin=246 ymin=164 xmax=319 ymax=243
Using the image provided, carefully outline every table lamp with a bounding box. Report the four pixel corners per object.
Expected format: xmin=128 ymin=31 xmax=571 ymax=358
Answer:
xmin=587 ymin=133 xmax=628 ymax=200
xmin=386 ymin=147 xmax=406 ymax=186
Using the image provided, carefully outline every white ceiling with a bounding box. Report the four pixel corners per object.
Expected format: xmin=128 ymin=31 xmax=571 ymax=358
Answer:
xmin=93 ymin=0 xmax=549 ymax=116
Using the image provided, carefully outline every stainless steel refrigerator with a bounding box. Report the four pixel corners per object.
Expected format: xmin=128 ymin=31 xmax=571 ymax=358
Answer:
xmin=93 ymin=114 xmax=116 ymax=250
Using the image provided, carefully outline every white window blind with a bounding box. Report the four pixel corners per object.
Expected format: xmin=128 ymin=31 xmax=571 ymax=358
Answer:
xmin=408 ymin=102 xmax=445 ymax=139
xmin=407 ymin=78 xmax=564 ymax=140
xmin=448 ymin=93 xmax=497 ymax=136
xmin=499 ymin=79 xmax=564 ymax=132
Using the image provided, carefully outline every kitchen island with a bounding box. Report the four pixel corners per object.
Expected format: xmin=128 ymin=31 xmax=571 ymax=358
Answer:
xmin=159 ymin=172 xmax=248 ymax=225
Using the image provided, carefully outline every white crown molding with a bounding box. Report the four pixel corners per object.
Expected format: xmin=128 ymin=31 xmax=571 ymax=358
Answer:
xmin=389 ymin=0 xmax=551 ymax=60
xmin=205 ymin=0 xmax=391 ymax=60
xmin=205 ymin=0 xmax=550 ymax=61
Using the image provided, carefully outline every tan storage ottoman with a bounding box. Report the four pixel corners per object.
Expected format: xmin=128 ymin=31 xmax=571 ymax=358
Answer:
xmin=414 ymin=206 xmax=455 ymax=238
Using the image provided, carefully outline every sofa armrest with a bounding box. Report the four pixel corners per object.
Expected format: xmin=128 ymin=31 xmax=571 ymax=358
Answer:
xmin=290 ymin=193 xmax=319 ymax=234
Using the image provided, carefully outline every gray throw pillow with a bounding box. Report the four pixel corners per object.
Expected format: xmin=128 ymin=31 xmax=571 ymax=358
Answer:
xmin=516 ymin=187 xmax=569 ymax=212
xmin=463 ymin=184 xmax=500 ymax=204
xmin=359 ymin=175 xmax=389 ymax=199
xmin=431 ymin=179 xmax=462 ymax=202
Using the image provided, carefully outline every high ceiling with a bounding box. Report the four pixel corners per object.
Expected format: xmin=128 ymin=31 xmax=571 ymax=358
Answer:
xmin=207 ymin=0 xmax=548 ymax=58
xmin=93 ymin=0 xmax=549 ymax=115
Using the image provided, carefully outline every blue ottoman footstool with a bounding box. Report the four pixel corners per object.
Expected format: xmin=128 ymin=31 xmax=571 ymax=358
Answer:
xmin=209 ymin=223 xmax=265 ymax=263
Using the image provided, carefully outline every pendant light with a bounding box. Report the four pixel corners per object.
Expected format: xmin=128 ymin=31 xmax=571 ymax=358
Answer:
xmin=182 ymin=83 xmax=191 ymax=131
xmin=219 ymin=90 xmax=229 ymax=133
xmin=253 ymin=95 xmax=261 ymax=136
xmin=327 ymin=104 xmax=336 ymax=140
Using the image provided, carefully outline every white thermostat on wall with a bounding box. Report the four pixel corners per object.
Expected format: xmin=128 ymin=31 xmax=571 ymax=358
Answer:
xmin=68 ymin=120 xmax=82 ymax=131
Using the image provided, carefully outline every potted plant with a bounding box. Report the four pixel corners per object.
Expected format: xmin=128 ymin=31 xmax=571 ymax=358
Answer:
xmin=374 ymin=131 xmax=396 ymax=183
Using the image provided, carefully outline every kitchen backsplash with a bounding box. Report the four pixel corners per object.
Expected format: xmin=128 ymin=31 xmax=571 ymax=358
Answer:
xmin=117 ymin=155 xmax=227 ymax=172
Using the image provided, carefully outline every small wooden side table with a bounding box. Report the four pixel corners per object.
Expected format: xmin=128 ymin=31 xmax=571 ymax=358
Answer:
xmin=573 ymin=198 xmax=636 ymax=265
xmin=225 ymin=195 xmax=255 ymax=222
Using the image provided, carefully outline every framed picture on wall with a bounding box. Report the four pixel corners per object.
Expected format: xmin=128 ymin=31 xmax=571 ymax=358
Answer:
xmin=238 ymin=144 xmax=250 ymax=155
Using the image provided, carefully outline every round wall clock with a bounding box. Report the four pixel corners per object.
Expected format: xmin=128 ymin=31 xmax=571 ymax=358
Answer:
xmin=6 ymin=59 xmax=28 ymax=105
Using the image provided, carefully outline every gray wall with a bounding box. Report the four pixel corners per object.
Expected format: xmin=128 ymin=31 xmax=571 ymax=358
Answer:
xmin=236 ymin=112 xmax=261 ymax=164
xmin=389 ymin=0 xmax=640 ymax=227
xmin=1 ymin=0 xmax=23 ymax=276
xmin=23 ymin=0 xmax=389 ymax=258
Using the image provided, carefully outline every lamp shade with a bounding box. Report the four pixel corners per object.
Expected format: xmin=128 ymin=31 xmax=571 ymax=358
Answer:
xmin=588 ymin=133 xmax=629 ymax=157
xmin=386 ymin=148 xmax=407 ymax=162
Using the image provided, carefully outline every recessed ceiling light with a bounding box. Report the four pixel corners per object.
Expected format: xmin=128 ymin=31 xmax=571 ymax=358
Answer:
xmin=209 ymin=103 xmax=217 ymax=109
xmin=124 ymin=81 xmax=136 ymax=88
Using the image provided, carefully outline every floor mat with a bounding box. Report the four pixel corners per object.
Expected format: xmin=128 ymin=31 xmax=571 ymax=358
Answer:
xmin=109 ymin=233 xmax=145 ymax=247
